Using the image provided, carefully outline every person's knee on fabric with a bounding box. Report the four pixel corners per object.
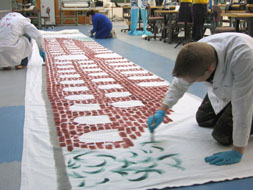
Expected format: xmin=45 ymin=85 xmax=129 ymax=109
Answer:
xmin=196 ymin=95 xmax=218 ymax=128
xmin=212 ymin=108 xmax=253 ymax=146
xmin=211 ymin=103 xmax=233 ymax=146
xmin=210 ymin=102 xmax=253 ymax=146
xmin=196 ymin=98 xmax=234 ymax=146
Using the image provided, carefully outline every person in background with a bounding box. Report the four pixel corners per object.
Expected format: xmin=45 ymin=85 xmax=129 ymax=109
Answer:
xmin=0 ymin=12 xmax=45 ymax=70
xmin=128 ymin=0 xmax=143 ymax=35
xmin=140 ymin=0 xmax=152 ymax=36
xmin=177 ymin=0 xmax=193 ymax=41
xmin=87 ymin=10 xmax=116 ymax=39
xmin=192 ymin=0 xmax=208 ymax=41
xmin=147 ymin=33 xmax=253 ymax=166
xmin=128 ymin=0 xmax=152 ymax=36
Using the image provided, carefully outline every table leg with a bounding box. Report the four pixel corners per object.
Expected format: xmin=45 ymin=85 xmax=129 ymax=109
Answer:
xmin=76 ymin=11 xmax=78 ymax=26
xmin=162 ymin=14 xmax=168 ymax=43
xmin=168 ymin=14 xmax=173 ymax=44
xmin=234 ymin=18 xmax=240 ymax=32
xmin=60 ymin=10 xmax=63 ymax=24
xmin=247 ymin=19 xmax=253 ymax=36
xmin=38 ymin=11 xmax=41 ymax=29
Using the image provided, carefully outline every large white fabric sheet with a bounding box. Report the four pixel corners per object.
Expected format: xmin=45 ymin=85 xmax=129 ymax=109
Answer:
xmin=21 ymin=32 xmax=253 ymax=190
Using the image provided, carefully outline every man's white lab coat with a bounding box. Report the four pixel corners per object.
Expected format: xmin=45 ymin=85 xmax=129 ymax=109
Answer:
xmin=163 ymin=33 xmax=253 ymax=148
xmin=0 ymin=12 xmax=44 ymax=67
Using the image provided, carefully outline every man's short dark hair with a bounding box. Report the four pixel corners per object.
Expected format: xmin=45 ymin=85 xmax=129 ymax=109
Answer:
xmin=87 ymin=10 xmax=95 ymax=17
xmin=173 ymin=42 xmax=216 ymax=78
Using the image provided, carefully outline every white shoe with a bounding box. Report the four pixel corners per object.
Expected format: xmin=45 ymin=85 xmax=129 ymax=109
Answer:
xmin=111 ymin=30 xmax=117 ymax=38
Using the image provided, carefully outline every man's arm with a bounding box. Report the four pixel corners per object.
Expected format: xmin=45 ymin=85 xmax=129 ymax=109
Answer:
xmin=91 ymin=16 xmax=98 ymax=34
xmin=147 ymin=78 xmax=191 ymax=133
xmin=23 ymin=22 xmax=44 ymax=50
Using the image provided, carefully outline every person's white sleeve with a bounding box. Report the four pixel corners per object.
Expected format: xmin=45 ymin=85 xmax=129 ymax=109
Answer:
xmin=232 ymin=51 xmax=253 ymax=147
xmin=162 ymin=77 xmax=191 ymax=108
xmin=23 ymin=23 xmax=44 ymax=50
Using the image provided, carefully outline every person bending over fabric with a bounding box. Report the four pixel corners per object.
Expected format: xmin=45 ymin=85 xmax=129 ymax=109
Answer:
xmin=147 ymin=33 xmax=253 ymax=166
xmin=0 ymin=12 xmax=46 ymax=70
xmin=87 ymin=10 xmax=114 ymax=39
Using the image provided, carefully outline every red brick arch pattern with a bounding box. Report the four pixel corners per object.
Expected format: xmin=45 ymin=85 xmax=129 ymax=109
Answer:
xmin=45 ymin=38 xmax=173 ymax=152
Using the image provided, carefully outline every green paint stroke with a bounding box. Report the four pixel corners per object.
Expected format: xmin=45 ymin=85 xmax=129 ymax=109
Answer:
xmin=112 ymin=170 xmax=128 ymax=176
xmin=139 ymin=156 xmax=152 ymax=163
xmin=169 ymin=157 xmax=185 ymax=171
xmin=96 ymin=154 xmax=116 ymax=160
xmin=71 ymin=165 xmax=81 ymax=169
xmin=78 ymin=180 xmax=85 ymax=187
xmin=83 ymin=167 xmax=105 ymax=174
xmin=148 ymin=162 xmax=158 ymax=168
xmin=141 ymin=149 xmax=148 ymax=154
xmin=157 ymin=154 xmax=178 ymax=161
xmin=129 ymin=151 xmax=138 ymax=158
xmin=67 ymin=159 xmax=72 ymax=165
xmin=128 ymin=172 xmax=149 ymax=181
xmin=73 ymin=151 xmax=95 ymax=161
xmin=86 ymin=160 xmax=107 ymax=168
xmin=120 ymin=159 xmax=136 ymax=168
xmin=151 ymin=146 xmax=164 ymax=151
xmin=77 ymin=178 xmax=109 ymax=188
xmin=112 ymin=166 xmax=164 ymax=174
xmin=68 ymin=171 xmax=85 ymax=179
xmin=135 ymin=168 xmax=164 ymax=175
xmin=67 ymin=160 xmax=81 ymax=169
xmin=97 ymin=178 xmax=110 ymax=184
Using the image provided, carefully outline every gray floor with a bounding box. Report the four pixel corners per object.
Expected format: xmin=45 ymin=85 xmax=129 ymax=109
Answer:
xmin=0 ymin=21 xmax=252 ymax=190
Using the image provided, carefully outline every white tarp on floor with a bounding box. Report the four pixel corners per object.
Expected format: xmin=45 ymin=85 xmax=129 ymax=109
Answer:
xmin=21 ymin=31 xmax=253 ymax=190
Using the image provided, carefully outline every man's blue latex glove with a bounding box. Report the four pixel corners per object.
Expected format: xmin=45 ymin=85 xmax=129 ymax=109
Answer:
xmin=39 ymin=49 xmax=46 ymax=62
xmin=205 ymin=149 xmax=242 ymax=166
xmin=147 ymin=110 xmax=166 ymax=133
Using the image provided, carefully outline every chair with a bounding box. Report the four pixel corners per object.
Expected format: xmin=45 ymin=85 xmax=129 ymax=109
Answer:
xmin=41 ymin=7 xmax=51 ymax=29
xmin=212 ymin=5 xmax=235 ymax=33
xmin=146 ymin=6 xmax=164 ymax=41
xmin=203 ymin=10 xmax=215 ymax=36
xmin=247 ymin=3 xmax=253 ymax=13
xmin=174 ymin=21 xmax=193 ymax=48
xmin=27 ymin=6 xmax=41 ymax=29
xmin=121 ymin=6 xmax=131 ymax=32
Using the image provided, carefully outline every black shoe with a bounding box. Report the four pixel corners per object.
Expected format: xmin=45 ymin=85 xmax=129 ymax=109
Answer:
xmin=3 ymin=66 xmax=11 ymax=70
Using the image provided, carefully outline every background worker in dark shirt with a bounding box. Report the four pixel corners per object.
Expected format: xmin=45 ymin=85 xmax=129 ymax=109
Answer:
xmin=87 ymin=10 xmax=114 ymax=39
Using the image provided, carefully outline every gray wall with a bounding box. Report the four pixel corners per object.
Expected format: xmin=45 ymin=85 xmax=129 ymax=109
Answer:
xmin=1 ymin=0 xmax=11 ymax=10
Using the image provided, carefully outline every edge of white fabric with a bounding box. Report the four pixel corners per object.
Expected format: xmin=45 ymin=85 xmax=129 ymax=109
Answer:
xmin=20 ymin=40 xmax=58 ymax=190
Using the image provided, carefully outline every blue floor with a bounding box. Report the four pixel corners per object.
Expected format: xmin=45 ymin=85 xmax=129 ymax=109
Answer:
xmin=0 ymin=106 xmax=24 ymax=163
xmin=0 ymin=25 xmax=252 ymax=189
